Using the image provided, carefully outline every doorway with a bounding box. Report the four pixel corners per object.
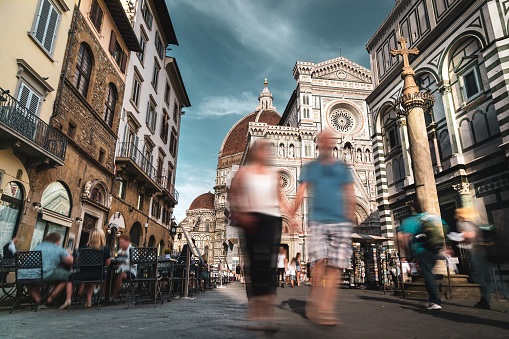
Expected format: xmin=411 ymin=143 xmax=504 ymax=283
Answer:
xmin=80 ymin=214 xmax=98 ymax=248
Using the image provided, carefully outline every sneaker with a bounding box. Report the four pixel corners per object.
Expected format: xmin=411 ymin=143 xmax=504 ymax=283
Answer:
xmin=426 ymin=303 xmax=442 ymax=310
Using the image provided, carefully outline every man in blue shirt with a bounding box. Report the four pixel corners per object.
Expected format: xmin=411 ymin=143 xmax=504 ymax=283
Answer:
xmin=398 ymin=200 xmax=443 ymax=310
xmin=291 ymin=129 xmax=355 ymax=326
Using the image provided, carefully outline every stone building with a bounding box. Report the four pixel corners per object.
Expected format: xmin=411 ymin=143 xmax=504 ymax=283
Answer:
xmin=8 ymin=0 xmax=140 ymax=251
xmin=173 ymin=192 xmax=216 ymax=260
xmin=365 ymin=0 xmax=509 ymax=243
xmin=243 ymin=58 xmax=380 ymax=260
xmin=0 ymin=0 xmax=74 ymax=253
xmin=109 ymin=0 xmax=189 ymax=253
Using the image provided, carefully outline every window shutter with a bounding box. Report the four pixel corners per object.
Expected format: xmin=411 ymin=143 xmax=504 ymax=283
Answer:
xmin=34 ymin=0 xmax=51 ymax=45
xmin=90 ymin=0 xmax=98 ymax=23
xmin=152 ymin=111 xmax=157 ymax=131
xmin=109 ymin=30 xmax=116 ymax=55
xmin=96 ymin=5 xmax=103 ymax=30
xmin=120 ymin=51 xmax=127 ymax=73
xmin=44 ymin=6 xmax=59 ymax=53
xmin=17 ymin=83 xmax=41 ymax=116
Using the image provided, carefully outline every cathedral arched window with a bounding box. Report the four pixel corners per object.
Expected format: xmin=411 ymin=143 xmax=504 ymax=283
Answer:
xmin=448 ymin=37 xmax=482 ymax=104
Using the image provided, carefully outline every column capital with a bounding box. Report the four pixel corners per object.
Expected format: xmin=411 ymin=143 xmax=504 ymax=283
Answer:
xmin=397 ymin=118 xmax=407 ymax=126
xmin=453 ymin=182 xmax=470 ymax=195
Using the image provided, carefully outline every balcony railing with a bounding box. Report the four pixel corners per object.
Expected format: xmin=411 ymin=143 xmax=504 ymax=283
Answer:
xmin=0 ymin=88 xmax=67 ymax=161
xmin=116 ymin=141 xmax=157 ymax=181
xmin=155 ymin=170 xmax=179 ymax=203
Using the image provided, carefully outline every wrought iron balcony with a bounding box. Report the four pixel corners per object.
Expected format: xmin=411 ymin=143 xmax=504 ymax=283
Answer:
xmin=155 ymin=170 xmax=179 ymax=205
xmin=115 ymin=141 xmax=160 ymax=192
xmin=0 ymin=87 xmax=67 ymax=166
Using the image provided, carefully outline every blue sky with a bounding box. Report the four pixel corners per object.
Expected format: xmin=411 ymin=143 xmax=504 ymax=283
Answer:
xmin=167 ymin=0 xmax=395 ymax=221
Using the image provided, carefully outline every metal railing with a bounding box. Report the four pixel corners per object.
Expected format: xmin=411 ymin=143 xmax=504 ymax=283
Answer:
xmin=155 ymin=170 xmax=179 ymax=203
xmin=0 ymin=88 xmax=67 ymax=161
xmin=116 ymin=141 xmax=157 ymax=181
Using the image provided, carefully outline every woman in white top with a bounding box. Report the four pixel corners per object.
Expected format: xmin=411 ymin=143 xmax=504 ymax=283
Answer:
xmin=277 ymin=247 xmax=287 ymax=287
xmin=230 ymin=140 xmax=288 ymax=330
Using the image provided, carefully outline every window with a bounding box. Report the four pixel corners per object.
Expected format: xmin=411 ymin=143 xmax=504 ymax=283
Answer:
xmin=152 ymin=62 xmax=160 ymax=89
xmin=73 ymin=43 xmax=92 ymax=97
xmin=462 ymin=68 xmax=481 ymax=100
xmin=33 ymin=0 xmax=60 ymax=54
xmin=98 ymin=149 xmax=105 ymax=163
xmin=0 ymin=182 xmax=24 ymax=249
xmin=109 ymin=31 xmax=127 ymax=73
xmin=152 ymin=200 xmax=161 ymax=219
xmin=117 ymin=179 xmax=126 ymax=200
xmin=137 ymin=33 xmax=146 ymax=63
xmin=387 ymin=128 xmax=400 ymax=151
xmin=164 ymin=83 xmax=170 ymax=104
xmin=160 ymin=110 xmax=169 ymax=143
xmin=137 ymin=193 xmax=144 ymax=210
xmin=41 ymin=182 xmax=71 ymax=216
xmin=104 ymin=83 xmax=117 ymax=127
xmin=155 ymin=31 xmax=165 ymax=59
xmin=146 ymin=102 xmax=157 ymax=132
xmin=89 ymin=0 xmax=103 ymax=32
xmin=17 ymin=82 xmax=41 ymax=116
xmin=67 ymin=121 xmax=76 ymax=138
xmin=131 ymin=76 xmax=141 ymax=107
xmin=173 ymin=103 xmax=179 ymax=122
xmin=141 ymin=1 xmax=153 ymax=30
xmin=169 ymin=128 xmax=178 ymax=156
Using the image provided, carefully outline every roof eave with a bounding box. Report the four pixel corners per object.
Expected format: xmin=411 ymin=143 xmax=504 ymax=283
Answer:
xmin=152 ymin=0 xmax=179 ymax=46
xmin=165 ymin=57 xmax=191 ymax=107
xmin=104 ymin=0 xmax=141 ymax=52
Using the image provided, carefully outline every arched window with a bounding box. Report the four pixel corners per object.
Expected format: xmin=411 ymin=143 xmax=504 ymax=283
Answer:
xmin=130 ymin=222 xmax=142 ymax=247
xmin=41 ymin=181 xmax=71 ymax=216
xmin=204 ymin=245 xmax=209 ymax=260
xmin=0 ymin=182 xmax=24 ymax=250
xmin=148 ymin=235 xmax=156 ymax=247
xmin=393 ymin=158 xmax=400 ymax=182
xmin=459 ymin=119 xmax=474 ymax=150
xmin=439 ymin=130 xmax=452 ymax=160
xmin=486 ymin=104 xmax=500 ymax=137
xmin=74 ymin=43 xmax=92 ymax=97
xmin=104 ymin=83 xmax=117 ymax=127
xmin=386 ymin=162 xmax=394 ymax=184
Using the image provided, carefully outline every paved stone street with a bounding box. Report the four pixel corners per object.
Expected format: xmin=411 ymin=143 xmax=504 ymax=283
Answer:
xmin=1 ymin=282 xmax=508 ymax=338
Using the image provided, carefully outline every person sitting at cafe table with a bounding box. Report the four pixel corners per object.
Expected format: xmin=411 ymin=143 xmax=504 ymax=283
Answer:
xmin=109 ymin=234 xmax=136 ymax=301
xmin=60 ymin=228 xmax=111 ymax=309
xmin=2 ymin=236 xmax=19 ymax=283
xmin=17 ymin=233 xmax=73 ymax=306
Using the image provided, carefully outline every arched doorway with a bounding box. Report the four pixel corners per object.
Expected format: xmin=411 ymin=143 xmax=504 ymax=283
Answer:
xmin=148 ymin=235 xmax=156 ymax=247
xmin=0 ymin=182 xmax=24 ymax=254
xmin=130 ymin=222 xmax=142 ymax=247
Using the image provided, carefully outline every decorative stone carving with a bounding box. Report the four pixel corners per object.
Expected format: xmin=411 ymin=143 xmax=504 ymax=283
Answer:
xmin=453 ymin=182 xmax=470 ymax=196
xmin=83 ymin=181 xmax=93 ymax=198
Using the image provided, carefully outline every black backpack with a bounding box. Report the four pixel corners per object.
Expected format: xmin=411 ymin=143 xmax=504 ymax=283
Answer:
xmin=478 ymin=224 xmax=509 ymax=264
xmin=415 ymin=214 xmax=447 ymax=254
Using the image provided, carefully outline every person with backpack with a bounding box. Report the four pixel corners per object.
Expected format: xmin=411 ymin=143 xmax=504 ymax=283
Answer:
xmin=398 ymin=200 xmax=446 ymax=310
xmin=455 ymin=207 xmax=509 ymax=310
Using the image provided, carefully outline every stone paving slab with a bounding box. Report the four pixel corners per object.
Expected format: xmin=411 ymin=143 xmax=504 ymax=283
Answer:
xmin=1 ymin=282 xmax=508 ymax=339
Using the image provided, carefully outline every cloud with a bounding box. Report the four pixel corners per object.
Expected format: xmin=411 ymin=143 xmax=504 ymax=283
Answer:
xmin=191 ymin=91 xmax=258 ymax=118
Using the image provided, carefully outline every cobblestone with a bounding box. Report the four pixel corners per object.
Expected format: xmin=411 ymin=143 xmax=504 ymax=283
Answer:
xmin=1 ymin=282 xmax=508 ymax=338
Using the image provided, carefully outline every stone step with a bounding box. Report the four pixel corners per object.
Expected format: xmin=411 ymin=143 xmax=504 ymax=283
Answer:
xmin=394 ymin=290 xmax=482 ymax=300
xmin=401 ymin=282 xmax=482 ymax=294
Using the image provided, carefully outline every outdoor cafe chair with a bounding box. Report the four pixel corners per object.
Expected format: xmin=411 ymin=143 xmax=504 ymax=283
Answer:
xmin=10 ymin=251 xmax=43 ymax=313
xmin=72 ymin=248 xmax=106 ymax=307
xmin=126 ymin=247 xmax=160 ymax=308
xmin=157 ymin=259 xmax=173 ymax=302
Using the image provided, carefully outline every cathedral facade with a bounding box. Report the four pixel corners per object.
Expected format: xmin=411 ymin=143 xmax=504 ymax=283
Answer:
xmin=366 ymin=0 xmax=509 ymax=244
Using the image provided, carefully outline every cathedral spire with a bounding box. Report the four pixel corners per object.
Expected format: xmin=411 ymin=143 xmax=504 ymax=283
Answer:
xmin=256 ymin=78 xmax=276 ymax=112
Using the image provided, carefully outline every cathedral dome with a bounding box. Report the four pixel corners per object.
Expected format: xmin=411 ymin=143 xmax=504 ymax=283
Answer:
xmin=220 ymin=110 xmax=281 ymax=157
xmin=189 ymin=192 xmax=215 ymax=210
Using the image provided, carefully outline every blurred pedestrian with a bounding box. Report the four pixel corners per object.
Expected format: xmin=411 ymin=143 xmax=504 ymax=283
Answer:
xmin=229 ymin=140 xmax=287 ymax=330
xmin=291 ymin=129 xmax=355 ymax=326
xmin=277 ymin=247 xmax=286 ymax=287
xmin=409 ymin=259 xmax=419 ymax=275
xmin=401 ymin=258 xmax=411 ymax=282
xmin=398 ymin=200 xmax=444 ymax=310
xmin=295 ymin=252 xmax=302 ymax=286
xmin=455 ymin=207 xmax=508 ymax=310
xmin=109 ymin=235 xmax=136 ymax=301
xmin=288 ymin=258 xmax=297 ymax=287
xmin=306 ymin=258 xmax=312 ymax=285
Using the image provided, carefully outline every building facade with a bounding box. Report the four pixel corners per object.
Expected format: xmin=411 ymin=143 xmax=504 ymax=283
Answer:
xmin=0 ymin=0 xmax=74 ymax=253
xmin=109 ymin=0 xmax=189 ymax=253
xmin=366 ymin=0 xmax=509 ymax=243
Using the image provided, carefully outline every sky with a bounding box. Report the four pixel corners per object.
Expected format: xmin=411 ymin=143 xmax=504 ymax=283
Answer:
xmin=166 ymin=0 xmax=395 ymax=221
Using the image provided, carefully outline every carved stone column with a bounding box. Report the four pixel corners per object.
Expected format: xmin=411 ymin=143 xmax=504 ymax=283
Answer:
xmin=453 ymin=182 xmax=472 ymax=208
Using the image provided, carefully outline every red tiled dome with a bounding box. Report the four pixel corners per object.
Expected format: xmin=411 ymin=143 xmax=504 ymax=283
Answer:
xmin=220 ymin=110 xmax=281 ymax=157
xmin=189 ymin=192 xmax=215 ymax=210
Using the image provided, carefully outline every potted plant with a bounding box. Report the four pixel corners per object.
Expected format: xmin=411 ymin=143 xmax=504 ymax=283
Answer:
xmin=164 ymin=248 xmax=172 ymax=258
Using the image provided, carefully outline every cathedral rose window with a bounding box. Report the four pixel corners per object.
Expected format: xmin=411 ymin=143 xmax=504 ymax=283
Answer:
xmin=330 ymin=109 xmax=355 ymax=133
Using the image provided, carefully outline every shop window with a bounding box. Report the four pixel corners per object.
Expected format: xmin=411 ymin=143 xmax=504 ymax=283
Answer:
xmin=0 ymin=182 xmax=24 ymax=253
